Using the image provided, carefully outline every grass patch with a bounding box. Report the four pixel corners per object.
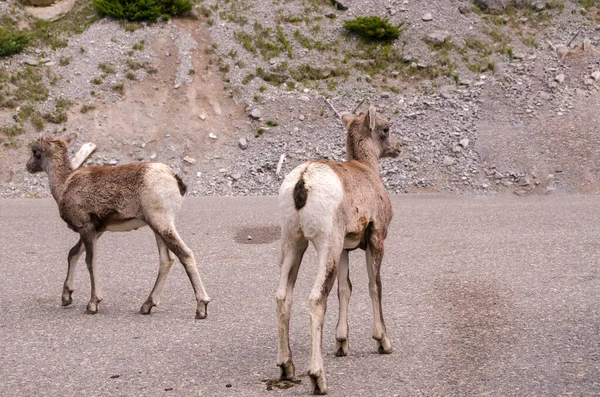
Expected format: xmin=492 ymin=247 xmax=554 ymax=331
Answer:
xmin=343 ymin=16 xmax=403 ymax=42
xmin=132 ymin=40 xmax=145 ymax=51
xmin=93 ymin=0 xmax=192 ymax=22
xmin=112 ymin=82 xmax=125 ymax=94
xmin=290 ymin=63 xmax=348 ymax=81
xmin=256 ymin=66 xmax=288 ymax=86
xmin=80 ymin=104 xmax=96 ymax=114
xmin=242 ymin=73 xmax=255 ymax=84
xmin=0 ymin=123 xmax=25 ymax=137
xmin=12 ymin=67 xmax=49 ymax=102
xmin=98 ymin=63 xmax=116 ymax=74
xmin=0 ymin=29 xmax=29 ymax=57
xmin=234 ymin=23 xmax=292 ymax=60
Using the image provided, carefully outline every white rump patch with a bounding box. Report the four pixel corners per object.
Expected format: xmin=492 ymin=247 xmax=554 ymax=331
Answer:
xmin=279 ymin=162 xmax=344 ymax=241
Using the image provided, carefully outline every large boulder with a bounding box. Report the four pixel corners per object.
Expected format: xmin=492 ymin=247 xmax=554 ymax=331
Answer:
xmin=23 ymin=0 xmax=75 ymax=21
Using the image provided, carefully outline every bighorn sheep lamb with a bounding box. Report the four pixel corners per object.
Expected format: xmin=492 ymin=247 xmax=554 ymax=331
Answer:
xmin=276 ymin=105 xmax=402 ymax=394
xmin=26 ymin=133 xmax=210 ymax=319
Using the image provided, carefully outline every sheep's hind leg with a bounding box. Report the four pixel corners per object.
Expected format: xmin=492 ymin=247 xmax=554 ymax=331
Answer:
xmin=308 ymin=238 xmax=343 ymax=395
xmin=62 ymin=238 xmax=84 ymax=306
xmin=276 ymin=237 xmax=308 ymax=380
xmin=335 ymin=249 xmax=351 ymax=357
xmin=81 ymin=228 xmax=103 ymax=314
xmin=157 ymin=226 xmax=210 ymax=319
xmin=140 ymin=232 xmax=175 ymax=314
xmin=366 ymin=234 xmax=392 ymax=354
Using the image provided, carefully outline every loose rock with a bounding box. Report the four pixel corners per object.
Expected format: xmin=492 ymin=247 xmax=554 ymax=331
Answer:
xmin=426 ymin=31 xmax=450 ymax=46
xmin=249 ymin=108 xmax=261 ymax=120
xmin=183 ymin=156 xmax=196 ymax=165
xmin=443 ymin=156 xmax=456 ymax=166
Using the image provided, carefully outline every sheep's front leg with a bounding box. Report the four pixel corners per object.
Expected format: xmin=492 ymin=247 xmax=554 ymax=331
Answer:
xmin=62 ymin=238 xmax=84 ymax=306
xmin=366 ymin=235 xmax=392 ymax=354
xmin=141 ymin=233 xmax=175 ymax=314
xmin=335 ymin=249 xmax=351 ymax=357
xmin=81 ymin=228 xmax=103 ymax=314
xmin=276 ymin=238 xmax=308 ymax=380
xmin=308 ymin=240 xmax=342 ymax=395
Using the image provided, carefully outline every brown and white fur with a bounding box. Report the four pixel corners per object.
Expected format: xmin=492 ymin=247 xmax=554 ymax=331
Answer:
xmin=276 ymin=106 xmax=402 ymax=394
xmin=26 ymin=133 xmax=210 ymax=319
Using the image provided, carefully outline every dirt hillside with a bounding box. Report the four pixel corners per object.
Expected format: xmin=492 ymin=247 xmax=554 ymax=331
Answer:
xmin=1 ymin=0 xmax=600 ymax=197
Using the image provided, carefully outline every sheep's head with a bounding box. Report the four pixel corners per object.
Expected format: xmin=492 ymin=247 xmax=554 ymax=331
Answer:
xmin=26 ymin=133 xmax=77 ymax=173
xmin=342 ymin=105 xmax=402 ymax=160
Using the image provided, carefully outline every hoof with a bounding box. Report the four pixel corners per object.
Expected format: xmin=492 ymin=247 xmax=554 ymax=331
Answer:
xmin=86 ymin=301 xmax=99 ymax=314
xmin=139 ymin=301 xmax=154 ymax=315
xmin=335 ymin=339 xmax=348 ymax=357
xmin=278 ymin=361 xmax=295 ymax=380
xmin=195 ymin=300 xmax=209 ymax=319
xmin=308 ymin=371 xmax=327 ymax=395
xmin=376 ymin=336 xmax=393 ymax=354
xmin=61 ymin=290 xmax=73 ymax=306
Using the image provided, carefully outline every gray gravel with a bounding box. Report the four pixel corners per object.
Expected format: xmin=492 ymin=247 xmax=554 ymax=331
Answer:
xmin=1 ymin=195 xmax=599 ymax=396
xmin=2 ymin=1 xmax=600 ymax=198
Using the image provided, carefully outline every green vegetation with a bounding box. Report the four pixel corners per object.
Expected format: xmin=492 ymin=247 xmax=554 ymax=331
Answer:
xmin=98 ymin=63 xmax=116 ymax=74
xmin=80 ymin=104 xmax=96 ymax=114
xmin=112 ymin=82 xmax=125 ymax=94
xmin=0 ymin=124 xmax=25 ymax=137
xmin=578 ymin=0 xmax=600 ymax=9
xmin=234 ymin=22 xmax=292 ymax=60
xmin=343 ymin=16 xmax=403 ymax=42
xmin=266 ymin=120 xmax=278 ymax=127
xmin=92 ymin=0 xmax=192 ymax=22
xmin=0 ymin=29 xmax=29 ymax=57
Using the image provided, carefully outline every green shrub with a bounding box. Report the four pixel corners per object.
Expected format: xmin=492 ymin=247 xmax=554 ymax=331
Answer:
xmin=343 ymin=16 xmax=403 ymax=42
xmin=0 ymin=29 xmax=29 ymax=57
xmin=92 ymin=0 xmax=192 ymax=22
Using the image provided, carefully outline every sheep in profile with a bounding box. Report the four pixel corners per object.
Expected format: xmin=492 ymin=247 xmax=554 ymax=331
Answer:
xmin=26 ymin=133 xmax=210 ymax=319
xmin=276 ymin=105 xmax=402 ymax=394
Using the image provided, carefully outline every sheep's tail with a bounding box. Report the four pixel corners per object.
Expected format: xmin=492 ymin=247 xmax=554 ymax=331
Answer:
xmin=174 ymin=174 xmax=187 ymax=196
xmin=293 ymin=177 xmax=308 ymax=210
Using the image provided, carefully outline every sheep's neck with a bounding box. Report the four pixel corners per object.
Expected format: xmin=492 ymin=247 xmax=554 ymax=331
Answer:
xmin=46 ymin=151 xmax=73 ymax=201
xmin=346 ymin=128 xmax=380 ymax=173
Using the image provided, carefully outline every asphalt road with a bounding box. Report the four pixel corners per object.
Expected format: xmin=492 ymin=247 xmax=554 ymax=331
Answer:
xmin=1 ymin=195 xmax=599 ymax=396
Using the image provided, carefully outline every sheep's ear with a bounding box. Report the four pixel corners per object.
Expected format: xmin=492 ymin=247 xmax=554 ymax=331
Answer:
xmin=366 ymin=105 xmax=377 ymax=132
xmin=63 ymin=133 xmax=77 ymax=147
xmin=341 ymin=112 xmax=354 ymax=129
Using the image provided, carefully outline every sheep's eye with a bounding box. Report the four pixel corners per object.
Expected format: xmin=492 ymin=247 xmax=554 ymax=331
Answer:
xmin=383 ymin=127 xmax=390 ymax=136
xmin=33 ymin=149 xmax=41 ymax=160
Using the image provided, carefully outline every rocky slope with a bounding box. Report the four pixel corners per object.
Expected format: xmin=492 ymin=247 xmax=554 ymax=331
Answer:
xmin=1 ymin=0 xmax=600 ymax=198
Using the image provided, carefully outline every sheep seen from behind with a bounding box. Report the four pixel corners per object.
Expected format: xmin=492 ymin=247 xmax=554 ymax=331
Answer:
xmin=276 ymin=105 xmax=402 ymax=394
